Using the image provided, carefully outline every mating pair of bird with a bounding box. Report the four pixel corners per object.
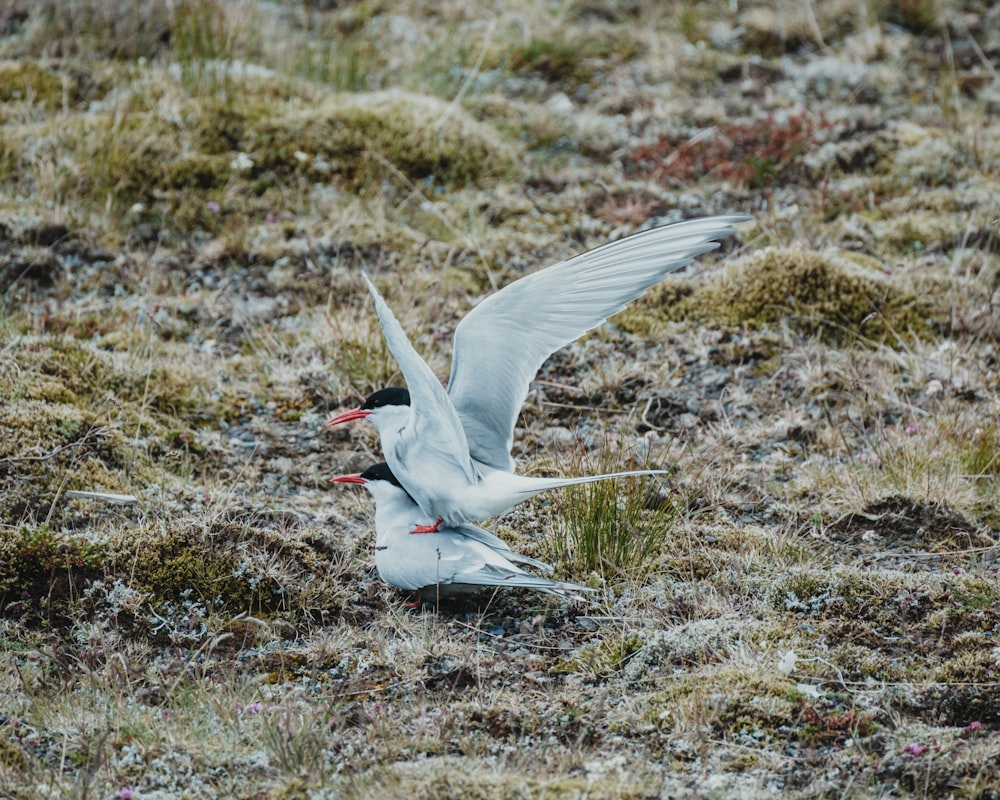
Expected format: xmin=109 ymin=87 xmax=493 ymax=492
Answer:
xmin=328 ymin=215 xmax=749 ymax=604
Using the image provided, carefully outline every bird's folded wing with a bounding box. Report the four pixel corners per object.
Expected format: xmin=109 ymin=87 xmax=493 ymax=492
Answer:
xmin=450 ymin=563 xmax=559 ymax=588
xmin=449 ymin=564 xmax=593 ymax=596
xmin=453 ymin=522 xmax=555 ymax=574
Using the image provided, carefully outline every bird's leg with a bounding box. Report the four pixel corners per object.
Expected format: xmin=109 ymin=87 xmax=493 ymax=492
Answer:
xmin=404 ymin=591 xmax=422 ymax=610
xmin=410 ymin=517 xmax=443 ymax=534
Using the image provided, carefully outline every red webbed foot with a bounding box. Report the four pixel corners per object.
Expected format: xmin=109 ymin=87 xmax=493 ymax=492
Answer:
xmin=410 ymin=517 xmax=443 ymax=534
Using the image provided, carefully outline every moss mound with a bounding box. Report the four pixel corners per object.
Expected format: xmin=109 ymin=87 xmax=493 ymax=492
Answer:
xmin=248 ymin=90 xmax=517 ymax=189
xmin=615 ymin=247 xmax=933 ymax=343
xmin=120 ymin=518 xmax=344 ymax=620
xmin=0 ymin=398 xmax=139 ymax=523
xmin=0 ymin=336 xmax=220 ymax=523
xmin=112 ymin=513 xmax=361 ymax=632
xmin=0 ymin=59 xmax=111 ymax=111
xmin=0 ymin=60 xmax=66 ymax=106
xmin=0 ymin=513 xmax=355 ymax=631
xmin=0 ymin=525 xmax=106 ymax=620
xmin=3 ymin=86 xmax=515 ymax=234
xmin=644 ymin=667 xmax=820 ymax=742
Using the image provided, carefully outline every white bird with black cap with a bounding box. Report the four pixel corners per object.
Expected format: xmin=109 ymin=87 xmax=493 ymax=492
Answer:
xmin=328 ymin=215 xmax=749 ymax=531
xmin=332 ymin=462 xmax=592 ymax=605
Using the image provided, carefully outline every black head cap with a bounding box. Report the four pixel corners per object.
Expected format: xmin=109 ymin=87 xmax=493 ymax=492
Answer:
xmin=361 ymin=387 xmax=410 ymax=411
xmin=360 ymin=462 xmax=405 ymax=490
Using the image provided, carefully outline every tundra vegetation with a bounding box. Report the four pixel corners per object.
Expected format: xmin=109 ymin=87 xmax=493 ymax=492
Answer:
xmin=0 ymin=0 xmax=998 ymax=797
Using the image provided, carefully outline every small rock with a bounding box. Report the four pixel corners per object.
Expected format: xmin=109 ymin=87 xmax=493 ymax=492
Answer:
xmin=545 ymin=92 xmax=574 ymax=116
xmin=539 ymin=426 xmax=576 ymax=448
xmin=678 ymin=412 xmax=700 ymax=429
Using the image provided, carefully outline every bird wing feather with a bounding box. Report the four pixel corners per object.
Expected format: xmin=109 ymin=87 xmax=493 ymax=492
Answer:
xmin=363 ymin=273 xmax=478 ymax=486
xmin=447 ymin=216 xmax=749 ymax=470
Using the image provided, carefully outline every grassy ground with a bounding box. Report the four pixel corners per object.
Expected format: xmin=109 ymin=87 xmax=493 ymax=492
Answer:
xmin=1 ymin=0 xmax=999 ymax=797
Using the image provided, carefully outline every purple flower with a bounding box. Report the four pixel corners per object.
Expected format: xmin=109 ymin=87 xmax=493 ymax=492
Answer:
xmin=246 ymin=701 xmax=263 ymax=715
xmin=903 ymin=424 xmax=919 ymax=435
xmin=117 ymin=789 xmax=135 ymax=800
xmin=965 ymin=721 xmax=984 ymax=734
xmin=265 ymin=213 xmax=276 ymax=224
xmin=207 ymin=200 xmax=221 ymax=213
xmin=903 ymin=742 xmax=928 ymax=757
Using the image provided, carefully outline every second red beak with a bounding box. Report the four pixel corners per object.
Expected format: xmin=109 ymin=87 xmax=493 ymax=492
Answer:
xmin=326 ymin=408 xmax=372 ymax=426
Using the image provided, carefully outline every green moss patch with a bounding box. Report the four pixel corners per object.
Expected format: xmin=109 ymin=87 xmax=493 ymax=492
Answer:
xmin=112 ymin=514 xmax=360 ymax=630
xmin=615 ymin=247 xmax=934 ymax=343
xmin=0 ymin=336 xmax=224 ymax=523
xmin=0 ymin=525 xmax=106 ymax=622
xmin=0 ymin=60 xmax=66 ymax=107
xmin=0 ymin=512 xmax=358 ymax=633
xmin=506 ymin=36 xmax=639 ymax=89
xmin=0 ymin=398 xmax=138 ymax=522
xmin=248 ymin=90 xmax=516 ymax=190
xmin=644 ymin=667 xmax=816 ymax=741
xmin=55 ymin=109 xmax=235 ymax=230
xmin=0 ymin=736 xmax=28 ymax=774
xmin=2 ymin=337 xmax=214 ymax=418
xmin=355 ymin=755 xmax=659 ymax=800
xmin=2 ymin=84 xmax=515 ymax=236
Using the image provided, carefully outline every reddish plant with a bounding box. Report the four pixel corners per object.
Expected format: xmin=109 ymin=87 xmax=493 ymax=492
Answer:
xmin=627 ymin=113 xmax=826 ymax=188
xmin=800 ymin=705 xmax=875 ymax=746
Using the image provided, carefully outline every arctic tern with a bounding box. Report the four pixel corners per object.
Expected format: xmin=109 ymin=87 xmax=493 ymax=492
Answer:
xmin=332 ymin=463 xmax=592 ymax=603
xmin=328 ymin=215 xmax=749 ymax=530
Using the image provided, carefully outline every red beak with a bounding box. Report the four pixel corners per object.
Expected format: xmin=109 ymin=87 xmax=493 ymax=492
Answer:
xmin=326 ymin=408 xmax=372 ymax=426
xmin=330 ymin=473 xmax=367 ymax=485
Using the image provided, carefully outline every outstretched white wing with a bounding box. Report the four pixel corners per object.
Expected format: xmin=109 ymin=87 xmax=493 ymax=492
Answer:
xmin=446 ymin=215 xmax=749 ymax=470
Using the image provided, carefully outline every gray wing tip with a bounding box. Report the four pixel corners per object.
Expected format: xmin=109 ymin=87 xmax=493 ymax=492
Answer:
xmin=688 ymin=213 xmax=753 ymax=227
xmin=548 ymin=582 xmax=597 ymax=601
xmin=650 ymin=213 xmax=753 ymax=239
xmin=509 ymin=553 xmax=556 ymax=574
xmin=361 ymin=271 xmax=394 ymax=320
xmin=451 ymin=564 xmax=595 ymax=598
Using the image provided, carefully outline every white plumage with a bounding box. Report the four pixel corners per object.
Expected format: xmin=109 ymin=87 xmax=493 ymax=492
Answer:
xmin=333 ymin=463 xmax=592 ymax=600
xmin=329 ymin=215 xmax=749 ymax=529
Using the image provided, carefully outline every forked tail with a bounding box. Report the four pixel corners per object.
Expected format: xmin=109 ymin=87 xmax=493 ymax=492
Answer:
xmin=517 ymin=469 xmax=669 ymax=495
